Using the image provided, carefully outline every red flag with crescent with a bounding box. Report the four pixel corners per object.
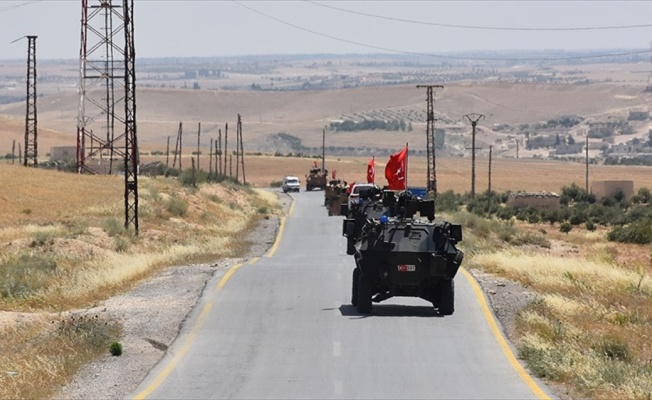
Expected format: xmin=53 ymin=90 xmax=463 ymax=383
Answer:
xmin=384 ymin=147 xmax=407 ymax=190
xmin=367 ymin=157 xmax=375 ymax=184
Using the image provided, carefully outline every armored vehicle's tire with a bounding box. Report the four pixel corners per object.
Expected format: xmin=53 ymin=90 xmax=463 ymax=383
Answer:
xmin=351 ymin=268 xmax=359 ymax=306
xmin=356 ymin=274 xmax=373 ymax=314
xmin=346 ymin=238 xmax=355 ymax=255
xmin=438 ymin=279 xmax=455 ymax=315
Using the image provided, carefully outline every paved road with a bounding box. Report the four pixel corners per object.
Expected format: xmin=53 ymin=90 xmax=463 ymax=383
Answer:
xmin=131 ymin=190 xmax=553 ymax=399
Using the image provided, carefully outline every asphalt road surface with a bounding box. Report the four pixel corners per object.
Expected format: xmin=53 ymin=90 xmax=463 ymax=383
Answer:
xmin=131 ymin=190 xmax=553 ymax=399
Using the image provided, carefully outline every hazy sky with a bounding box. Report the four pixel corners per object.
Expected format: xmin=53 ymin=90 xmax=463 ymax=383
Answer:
xmin=1 ymin=1 xmax=652 ymax=60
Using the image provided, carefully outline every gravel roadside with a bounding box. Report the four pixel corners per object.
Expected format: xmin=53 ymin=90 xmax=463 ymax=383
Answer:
xmin=54 ymin=193 xmax=540 ymax=399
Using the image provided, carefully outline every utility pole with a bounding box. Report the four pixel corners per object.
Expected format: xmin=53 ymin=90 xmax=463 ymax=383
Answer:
xmin=196 ymin=122 xmax=201 ymax=172
xmin=173 ymin=122 xmax=182 ymax=169
xmin=322 ymin=127 xmax=326 ymax=174
xmin=223 ymin=123 xmax=228 ymax=177
xmin=488 ymin=145 xmax=493 ymax=194
xmin=235 ymin=118 xmax=240 ymax=181
xmin=165 ymin=136 xmax=170 ymax=167
xmin=123 ymin=0 xmax=138 ymax=234
xmin=209 ymin=138 xmax=213 ymax=176
xmin=488 ymin=144 xmax=493 ymax=210
xmin=24 ymin=36 xmax=37 ymax=167
xmin=585 ymin=133 xmax=589 ymax=192
xmin=417 ymin=85 xmax=444 ymax=196
xmin=12 ymin=35 xmax=38 ymax=167
xmin=217 ymin=128 xmax=222 ymax=175
xmin=237 ymin=114 xmax=246 ymax=184
xmin=464 ymin=113 xmax=485 ymax=199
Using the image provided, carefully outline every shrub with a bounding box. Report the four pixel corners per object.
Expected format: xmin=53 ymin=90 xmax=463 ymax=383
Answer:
xmin=167 ymin=196 xmax=188 ymax=217
xmin=102 ymin=217 xmax=123 ymax=237
xmin=559 ymin=222 xmax=572 ymax=234
xmin=607 ymin=220 xmax=652 ymax=244
xmin=109 ymin=341 xmax=123 ymax=356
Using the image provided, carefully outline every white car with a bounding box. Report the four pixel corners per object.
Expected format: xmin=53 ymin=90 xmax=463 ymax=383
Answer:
xmin=347 ymin=183 xmax=378 ymax=209
xmin=282 ymin=176 xmax=301 ymax=193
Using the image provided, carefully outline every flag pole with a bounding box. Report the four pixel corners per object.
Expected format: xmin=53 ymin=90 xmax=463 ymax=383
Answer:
xmin=405 ymin=142 xmax=408 ymax=191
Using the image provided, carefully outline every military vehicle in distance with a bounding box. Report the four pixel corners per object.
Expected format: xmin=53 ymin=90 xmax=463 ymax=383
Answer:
xmin=306 ymin=165 xmax=328 ymax=191
xmin=342 ymin=188 xmax=463 ymax=315
xmin=324 ymin=179 xmax=349 ymax=216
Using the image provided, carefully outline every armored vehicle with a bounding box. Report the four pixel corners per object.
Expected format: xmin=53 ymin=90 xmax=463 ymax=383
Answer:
xmin=305 ymin=166 xmax=327 ymax=191
xmin=342 ymin=190 xmax=463 ymax=315
xmin=324 ymin=179 xmax=349 ymax=216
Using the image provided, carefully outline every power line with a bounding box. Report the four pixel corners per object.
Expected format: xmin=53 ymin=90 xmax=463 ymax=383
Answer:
xmin=233 ymin=1 xmax=652 ymax=62
xmin=306 ymin=1 xmax=652 ymax=32
xmin=0 ymin=1 xmax=42 ymax=13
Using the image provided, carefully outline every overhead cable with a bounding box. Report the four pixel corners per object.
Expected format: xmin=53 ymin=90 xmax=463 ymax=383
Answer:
xmin=306 ymin=1 xmax=652 ymax=31
xmin=233 ymin=1 xmax=651 ymax=62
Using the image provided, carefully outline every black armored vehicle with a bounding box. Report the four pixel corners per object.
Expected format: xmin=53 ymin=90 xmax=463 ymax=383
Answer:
xmin=342 ymin=188 xmax=463 ymax=315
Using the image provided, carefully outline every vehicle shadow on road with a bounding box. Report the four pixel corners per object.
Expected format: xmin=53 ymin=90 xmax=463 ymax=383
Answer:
xmin=337 ymin=304 xmax=444 ymax=318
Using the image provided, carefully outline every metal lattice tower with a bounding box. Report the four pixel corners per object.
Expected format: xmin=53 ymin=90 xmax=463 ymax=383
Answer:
xmin=77 ymin=0 xmax=128 ymax=174
xmin=24 ymin=35 xmax=38 ymax=167
xmin=122 ymin=0 xmax=138 ymax=234
xmin=417 ymin=85 xmax=443 ymax=196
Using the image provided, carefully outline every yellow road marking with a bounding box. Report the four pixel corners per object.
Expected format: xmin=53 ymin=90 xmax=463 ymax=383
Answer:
xmin=133 ymin=261 xmax=246 ymax=399
xmin=265 ymin=195 xmax=295 ymax=258
xmin=133 ymin=302 xmax=213 ymax=400
xmin=460 ymin=268 xmax=551 ymax=400
xmin=249 ymin=257 xmax=260 ymax=265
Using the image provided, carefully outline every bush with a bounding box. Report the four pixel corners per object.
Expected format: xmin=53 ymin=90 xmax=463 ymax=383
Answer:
xmin=109 ymin=341 xmax=123 ymax=356
xmin=559 ymin=222 xmax=572 ymax=234
xmin=607 ymin=220 xmax=652 ymax=244
xmin=167 ymin=196 xmax=188 ymax=217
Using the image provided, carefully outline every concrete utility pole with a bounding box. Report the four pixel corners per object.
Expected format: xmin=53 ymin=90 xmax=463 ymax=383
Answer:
xmin=464 ymin=113 xmax=485 ymax=199
xmin=488 ymin=145 xmax=493 ymax=194
xmin=217 ymin=128 xmax=222 ymax=175
xmin=417 ymin=85 xmax=444 ymax=196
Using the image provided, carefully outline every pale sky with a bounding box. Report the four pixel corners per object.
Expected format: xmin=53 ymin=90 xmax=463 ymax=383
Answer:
xmin=1 ymin=0 xmax=652 ymax=61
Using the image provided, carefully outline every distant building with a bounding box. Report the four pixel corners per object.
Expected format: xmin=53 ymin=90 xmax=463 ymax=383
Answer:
xmin=555 ymin=143 xmax=583 ymax=155
xmin=628 ymin=110 xmax=649 ymax=121
xmin=50 ymin=146 xmax=76 ymax=162
xmin=592 ymin=180 xmax=634 ymax=200
xmin=507 ymin=192 xmax=560 ymax=210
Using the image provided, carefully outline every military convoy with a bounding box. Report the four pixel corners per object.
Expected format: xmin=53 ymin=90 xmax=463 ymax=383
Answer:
xmin=341 ymin=186 xmax=464 ymax=315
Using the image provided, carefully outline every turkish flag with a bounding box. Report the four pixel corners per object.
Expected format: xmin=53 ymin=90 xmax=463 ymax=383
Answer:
xmin=367 ymin=157 xmax=375 ymax=183
xmin=385 ymin=147 xmax=407 ymax=190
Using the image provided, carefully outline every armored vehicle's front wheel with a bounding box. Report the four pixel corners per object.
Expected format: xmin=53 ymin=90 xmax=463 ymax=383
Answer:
xmin=356 ymin=273 xmax=373 ymax=314
xmin=438 ymin=279 xmax=455 ymax=315
xmin=351 ymin=268 xmax=359 ymax=306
